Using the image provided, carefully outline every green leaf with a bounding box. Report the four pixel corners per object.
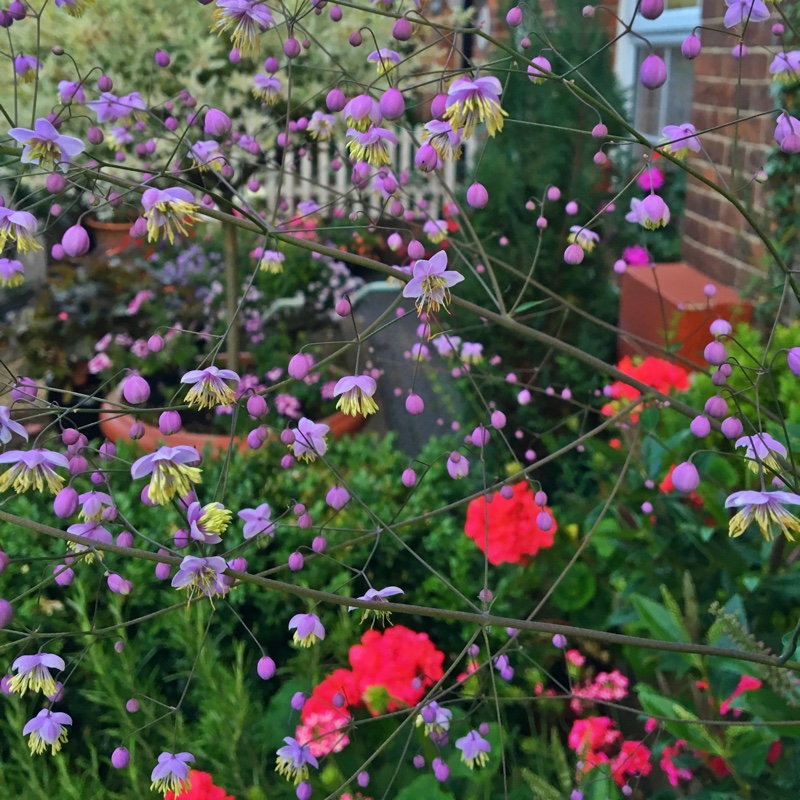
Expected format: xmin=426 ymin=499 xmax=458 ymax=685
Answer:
xmin=637 ymin=685 xmax=724 ymax=755
xmin=639 ymin=406 xmax=659 ymax=431
xmin=550 ymin=728 xmax=573 ymax=794
xmin=630 ymin=594 xmax=688 ymax=643
xmin=520 ymin=768 xmax=562 ymax=800
xmin=394 ymin=774 xmax=453 ymax=800
xmin=551 ymin=562 xmax=597 ymax=611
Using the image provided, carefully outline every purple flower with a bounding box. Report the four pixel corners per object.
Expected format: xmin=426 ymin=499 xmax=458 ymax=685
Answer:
xmin=443 ymin=75 xmax=507 ymax=138
xmin=291 ymin=417 xmax=330 ymax=462
xmin=0 ymin=206 xmax=41 ymax=253
xmin=0 ymin=406 xmax=27 ymax=444
xmin=212 ymin=0 xmax=275 ymax=55
xmin=58 ymin=80 xmax=86 ymax=105
xmin=333 ymin=375 xmax=378 ymax=417
xmin=423 ymin=119 xmax=463 ymax=161
xmin=527 ymin=55 xmax=552 ymax=84
xmin=78 ymin=490 xmax=114 ymax=521
xmin=660 ymin=123 xmax=701 ymax=159
xmin=130 ymin=445 xmax=202 ymax=505
xmin=10 ymin=653 xmax=65 ymax=696
xmin=343 ymin=94 xmax=383 ymax=132
xmin=447 ymin=451 xmax=469 ymax=479
xmin=288 ymin=613 xmax=325 ymax=647
xmin=402 ymin=250 xmax=464 ymax=315
xmin=186 ymin=501 xmax=232 ymax=544
xmin=253 ymin=73 xmax=282 ymax=104
xmin=725 ymin=490 xmax=800 ymax=541
xmin=774 ymin=112 xmax=800 ymax=154
xmin=150 ymin=751 xmax=195 ymax=795
xmin=141 ymin=187 xmax=199 ymax=244
xmin=275 ymin=736 xmax=319 ymax=784
xmin=346 ymin=126 xmax=398 ymax=167
xmin=770 ymin=50 xmax=800 ymax=82
xmin=308 ymin=111 xmax=336 ymax=141
xmin=117 ymin=92 xmax=148 ymax=121
xmin=66 ymin=520 xmax=113 ymax=561
xmin=455 ymin=729 xmax=492 ymax=769
xmin=568 ymin=226 xmax=600 ymax=252
xmin=86 ymin=92 xmax=128 ymax=124
xmin=0 ymin=257 xmax=24 ymax=288
xmin=367 ymin=48 xmax=401 ymax=74
xmin=724 ymin=0 xmax=770 ymax=29
xmin=190 ymin=140 xmax=225 ymax=172
xmin=172 ymin=556 xmax=229 ymax=600
xmin=54 ymin=0 xmax=92 ymax=17
xmin=416 ymin=701 xmax=452 ymax=735
xmin=0 ymin=449 xmax=69 ymax=495
xmin=735 ymin=432 xmax=787 ymax=473
xmin=238 ymin=503 xmax=275 ymax=540
xmin=23 ymin=708 xmax=72 ymax=755
xmin=181 ymin=365 xmax=239 ymax=410
xmin=14 ymin=54 xmax=41 ymax=82
xmin=349 ymin=585 xmax=403 ymax=623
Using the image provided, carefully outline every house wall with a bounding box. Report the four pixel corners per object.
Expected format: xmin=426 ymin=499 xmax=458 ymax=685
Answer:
xmin=678 ymin=0 xmax=773 ymax=291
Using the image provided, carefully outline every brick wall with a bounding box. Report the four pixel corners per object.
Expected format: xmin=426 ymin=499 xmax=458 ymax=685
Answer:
xmin=681 ymin=0 xmax=774 ymax=291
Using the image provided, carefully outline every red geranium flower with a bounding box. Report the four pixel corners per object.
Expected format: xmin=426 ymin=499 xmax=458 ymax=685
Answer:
xmin=602 ymin=356 xmax=690 ymax=418
xmin=464 ymin=482 xmax=556 ymax=565
xmin=165 ymin=771 xmax=234 ymax=800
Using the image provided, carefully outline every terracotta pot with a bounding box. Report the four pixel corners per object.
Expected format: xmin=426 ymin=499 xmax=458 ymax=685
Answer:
xmin=99 ymin=386 xmax=367 ymax=457
xmin=84 ymin=216 xmax=138 ymax=256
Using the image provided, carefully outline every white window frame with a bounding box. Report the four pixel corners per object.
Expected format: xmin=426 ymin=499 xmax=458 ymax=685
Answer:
xmin=614 ymin=0 xmax=702 ymax=137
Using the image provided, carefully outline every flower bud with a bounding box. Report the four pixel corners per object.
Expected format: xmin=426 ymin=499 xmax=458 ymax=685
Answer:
xmin=61 ymin=225 xmax=90 ymax=257
xmin=154 ymin=49 xmax=171 ymax=67
xmin=506 ymin=6 xmax=523 ymax=26
xmin=392 ymin=17 xmax=412 ymax=40
xmin=326 ymin=485 xmax=350 ymax=510
xmin=257 ymin=656 xmax=276 ymax=680
xmin=379 ymin=87 xmax=405 ymax=120
xmin=326 ymin=88 xmax=346 ymax=111
xmin=681 ymin=33 xmax=701 ymax=59
xmin=108 ymin=573 xmax=133 ymax=595
xmin=0 ymin=551 xmax=7 ymax=575
xmin=288 ymin=552 xmax=304 ymax=571
xmin=401 ymin=468 xmax=416 ymax=487
xmin=122 ymin=375 xmax=150 ymax=405
xmin=415 ymin=143 xmax=438 ymax=172
xmin=349 ymin=30 xmax=362 ymax=46
xmin=430 ymin=93 xmax=447 ymax=118
xmin=54 ymin=565 xmax=74 ymax=586
xmin=407 ymin=239 xmax=425 ymax=259
xmin=53 ymin=486 xmax=79 ymax=518
xmin=564 ymin=243 xmax=585 ymax=265
xmin=284 ymin=37 xmax=301 ymax=58
xmin=288 ymin=353 xmax=313 ymax=380
xmin=787 ymin=347 xmax=800 ymax=377
xmin=159 ymin=410 xmax=181 ymax=435
xmin=704 ymin=395 xmax=727 ymax=419
xmin=335 ymin=297 xmax=351 ymax=317
xmin=536 ymin=511 xmax=553 ymax=531
xmin=97 ymin=74 xmax=113 ymax=92
xmin=640 ymin=0 xmax=663 ymax=19
xmin=296 ymin=782 xmax=312 ymax=800
xmin=111 ymin=747 xmax=130 ymax=769
xmin=672 ymin=462 xmax=700 ymax=492
xmin=466 ymin=182 xmax=489 ymax=208
xmin=405 ymin=393 xmax=424 ymax=415
xmin=703 ymin=341 xmax=727 ymax=366
xmin=247 ymin=395 xmax=268 ymax=417
xmin=204 ymin=108 xmax=231 ymax=137
xmin=640 ymin=53 xmax=667 ymax=89
xmin=46 ymin=172 xmax=67 ymax=193
xmin=721 ymin=416 xmax=743 ymax=439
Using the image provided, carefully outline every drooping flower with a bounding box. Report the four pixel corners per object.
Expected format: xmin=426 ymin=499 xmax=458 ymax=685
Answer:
xmin=187 ymin=502 xmax=232 ymax=544
xmin=636 ymin=194 xmax=671 ymax=229
xmin=723 ymin=0 xmax=770 ymax=28
xmin=443 ymin=75 xmax=507 ymax=139
xmin=54 ymin=0 xmax=97 ymax=17
xmin=416 ymin=701 xmax=453 ymax=736
xmin=735 ymin=432 xmax=787 ymax=473
xmin=291 ymin=417 xmax=330 ymax=462
xmin=86 ymin=92 xmax=129 ymax=124
xmin=0 ymin=449 xmax=69 ymax=494
xmin=66 ymin=520 xmax=113 ymax=561
xmin=253 ymin=73 xmax=282 ymax=104
xmin=275 ymin=737 xmax=319 ymax=784
xmin=346 ymin=126 xmax=397 ymax=167
xmin=0 ymin=257 xmax=24 ymax=287
xmin=455 ymin=729 xmax=492 ymax=769
xmin=0 ymin=405 xmax=27 ymax=443
xmin=23 ymin=709 xmax=72 ymax=755
xmin=349 ymin=585 xmax=403 ymax=623
xmin=257 ymin=249 xmax=284 ymax=273
xmin=422 ymin=120 xmax=463 ymax=160
xmin=172 ymin=556 xmax=229 ymax=600
xmin=0 ymin=206 xmax=41 ymax=252
xmin=190 ymin=140 xmax=225 ymax=172
xmin=181 ymin=366 xmax=240 ymax=409
xmin=211 ymin=0 xmax=275 ymax=55
xmin=423 ymin=219 xmax=449 ymax=243
xmin=58 ymin=80 xmax=86 ymax=104
xmin=8 ymin=118 xmax=85 ymax=172
xmin=464 ymin=482 xmax=557 ymax=565
xmin=307 ymin=111 xmax=336 ymax=141
xmin=402 ymin=250 xmax=464 ymax=315
xmin=130 ymin=445 xmax=202 ymax=505
xmin=238 ymin=503 xmax=275 ymax=539
xmin=117 ymin=92 xmax=148 ymax=122
xmin=725 ymin=489 xmax=800 ymax=540
xmin=150 ymin=752 xmax=195 ymax=797
xmin=774 ymin=112 xmax=800 ymax=154
xmin=527 ymin=55 xmax=552 ymax=83
xmin=660 ymin=123 xmax=702 ymax=159
xmin=14 ymin=55 xmax=42 ymax=82
xmin=342 ymin=94 xmax=382 ymax=132
xmin=567 ymin=226 xmax=600 ymax=252
xmin=366 ymin=48 xmax=401 ymax=74
xmin=78 ymin=490 xmax=115 ymax=521
xmin=333 ymin=375 xmax=379 ymax=417
xmin=769 ymin=50 xmax=800 ymax=82
xmin=141 ymin=187 xmax=199 ymax=244
xmin=9 ymin=653 xmax=65 ymax=696
xmin=289 ymin=613 xmax=326 ymax=647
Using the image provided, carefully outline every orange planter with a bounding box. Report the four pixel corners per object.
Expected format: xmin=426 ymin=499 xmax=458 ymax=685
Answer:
xmin=618 ymin=262 xmax=752 ymax=369
xmin=99 ymin=388 xmax=367 ymax=457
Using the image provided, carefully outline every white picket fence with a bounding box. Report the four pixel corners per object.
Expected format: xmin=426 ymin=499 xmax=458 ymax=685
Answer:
xmin=257 ymin=124 xmax=475 ymax=221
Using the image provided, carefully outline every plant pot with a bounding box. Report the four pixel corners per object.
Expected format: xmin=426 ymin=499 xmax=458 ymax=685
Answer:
xmin=84 ymin=215 xmax=139 ymax=256
xmin=99 ymin=386 xmax=368 ymax=457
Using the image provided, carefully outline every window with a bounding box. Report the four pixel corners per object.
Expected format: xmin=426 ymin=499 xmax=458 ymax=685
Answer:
xmin=614 ymin=0 xmax=702 ymax=140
